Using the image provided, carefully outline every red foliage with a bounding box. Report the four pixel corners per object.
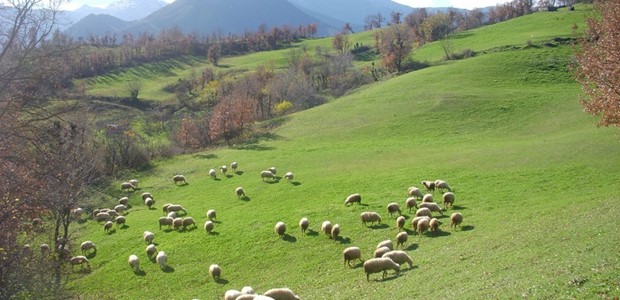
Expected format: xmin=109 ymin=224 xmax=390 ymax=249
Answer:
xmin=209 ymin=95 xmax=255 ymax=145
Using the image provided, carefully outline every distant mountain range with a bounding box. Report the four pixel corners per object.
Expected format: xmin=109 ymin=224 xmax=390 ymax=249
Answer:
xmin=62 ymin=0 xmax=470 ymax=39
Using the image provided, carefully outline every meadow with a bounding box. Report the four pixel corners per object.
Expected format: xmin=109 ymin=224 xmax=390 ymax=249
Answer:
xmin=67 ymin=4 xmax=619 ymax=299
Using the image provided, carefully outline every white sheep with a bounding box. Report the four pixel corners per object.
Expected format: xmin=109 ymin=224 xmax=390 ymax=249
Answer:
xmin=143 ymin=231 xmax=155 ymax=244
xmin=167 ymin=211 xmax=177 ymax=218
xmin=115 ymin=215 xmax=126 ymax=227
xmin=343 ymin=246 xmax=363 ymax=267
xmin=344 ymin=193 xmax=361 ymax=206
xmin=166 ymin=204 xmax=187 ymax=215
xmin=182 ymin=217 xmax=197 ymax=229
xmin=274 ymin=221 xmax=286 ymax=236
xmin=80 ymin=241 xmax=96 ymax=255
xmin=268 ymin=167 xmax=277 ymax=175
xmin=387 ymin=202 xmax=401 ymax=217
xmin=128 ymin=254 xmax=140 ymax=273
xmin=209 ymin=263 xmax=222 ymax=279
xmin=382 ymin=250 xmax=414 ymax=268
xmin=104 ymin=221 xmax=114 ymax=233
xmin=419 ymin=202 xmax=444 ymax=216
xmin=430 ymin=218 xmax=440 ymax=232
xmin=146 ymin=244 xmax=157 ymax=259
xmin=156 ymin=251 xmax=167 ymax=269
xmin=396 ymin=232 xmax=408 ymax=248
xmin=40 ymin=243 xmax=50 ymax=257
xmin=435 ymin=179 xmax=452 ymax=192
xmin=209 ymin=168 xmax=217 ymax=179
xmin=284 ymin=172 xmax=294 ymax=182
xmin=206 ymin=209 xmax=216 ymax=221
xmin=417 ymin=218 xmax=430 ymax=234
xmin=299 ymin=217 xmax=309 ymax=234
xmin=450 ymin=212 xmax=463 ymax=229
xmin=405 ymin=197 xmax=418 ymax=213
xmin=241 ymin=286 xmax=256 ymax=295
xmin=321 ymin=220 xmax=332 ymax=236
xmin=263 ymin=288 xmax=300 ymax=300
xmin=70 ymin=208 xmax=84 ymax=220
xmin=360 ymin=212 xmax=382 ymax=226
xmin=141 ymin=192 xmax=153 ymax=201
xmin=396 ymin=216 xmax=406 ymax=231
xmin=144 ymin=197 xmax=155 ymax=209
xmin=331 ymin=224 xmax=341 ymax=240
xmin=443 ymin=192 xmax=455 ymax=209
xmin=129 ymin=179 xmax=139 ymax=188
xmin=407 ymin=186 xmax=424 ymax=199
xmin=376 ymin=239 xmax=393 ymax=251
xmin=415 ymin=207 xmax=433 ymax=218
xmin=373 ymin=246 xmax=391 ymax=258
xmin=422 ymin=193 xmax=434 ymax=203
xmin=260 ymin=171 xmax=275 ymax=181
xmin=411 ymin=216 xmax=430 ymax=232
xmin=231 ymin=161 xmax=238 ymax=172
xmin=236 ymin=187 xmax=246 ymax=198
xmin=95 ymin=212 xmax=110 ymax=222
xmin=173 ymin=174 xmax=187 ymax=184
xmin=118 ymin=197 xmax=129 ymax=206
xmin=69 ymin=255 xmax=91 ymax=269
xmin=173 ymin=217 xmax=183 ymax=230
xmin=114 ymin=204 xmax=127 ymax=214
xmin=107 ymin=210 xmax=118 ymax=218
xmin=162 ymin=203 xmax=172 ymax=215
xmin=421 ymin=180 xmax=435 ymax=192
xmin=363 ymin=257 xmax=400 ymax=281
xmin=220 ymin=165 xmax=228 ymax=175
xmin=204 ymin=220 xmax=215 ymax=234
xmin=120 ymin=182 xmax=136 ymax=191
xmin=225 ymin=290 xmax=243 ymax=300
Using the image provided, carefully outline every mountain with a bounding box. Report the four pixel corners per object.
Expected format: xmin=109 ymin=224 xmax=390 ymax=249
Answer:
xmin=61 ymin=0 xmax=166 ymax=26
xmin=64 ymin=14 xmax=133 ymax=38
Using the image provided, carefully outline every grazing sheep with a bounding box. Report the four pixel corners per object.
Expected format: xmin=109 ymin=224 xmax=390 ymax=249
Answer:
xmin=144 ymin=197 xmax=155 ymax=209
xmin=387 ymin=202 xmax=402 ymax=217
xmin=344 ymin=193 xmax=362 ymax=206
xmin=382 ymin=250 xmax=414 ymax=268
xmin=422 ymin=193 xmax=434 ymax=203
xmin=206 ymin=209 xmax=216 ymax=221
xmin=396 ymin=216 xmax=406 ymax=231
xmin=268 ymin=167 xmax=277 ymax=175
xmin=411 ymin=216 xmax=431 ymax=232
xmin=284 ymin=172 xmax=294 ymax=182
xmin=162 ymin=203 xmax=172 ymax=215
xmin=331 ymin=224 xmax=341 ymax=240
xmin=374 ymin=246 xmax=391 ymax=258
xmin=209 ymin=168 xmax=217 ymax=179
xmin=274 ymin=222 xmax=286 ymax=237
xmin=143 ymin=231 xmax=155 ymax=244
xmin=107 ymin=210 xmax=118 ymax=218
xmin=360 ymin=212 xmax=382 ymax=226
xmin=435 ymin=180 xmax=452 ymax=192
xmin=430 ymin=218 xmax=440 ymax=232
xmin=80 ymin=241 xmax=96 ymax=255
xmin=225 ymin=290 xmax=243 ymax=300
xmin=69 ymin=256 xmax=90 ymax=269
xmin=167 ymin=211 xmax=177 ymax=219
xmin=115 ymin=215 xmax=126 ymax=227
xmin=146 ymin=244 xmax=157 ymax=259
xmin=450 ymin=212 xmax=463 ymax=229
xmin=377 ymin=240 xmax=393 ymax=251
xmin=396 ymin=232 xmax=408 ymax=248
xmin=121 ymin=182 xmax=136 ymax=191
xmin=241 ymin=286 xmax=256 ymax=295
xmin=95 ymin=212 xmax=110 ymax=222
xmin=415 ymin=207 xmax=433 ymax=218
xmin=166 ymin=204 xmax=187 ymax=215
xmin=156 ymin=251 xmax=167 ymax=269
xmin=299 ymin=217 xmax=309 ymax=234
xmin=263 ymin=288 xmax=300 ymax=300
xmin=343 ymin=246 xmax=363 ymax=267
xmin=129 ymin=179 xmax=139 ymax=188
xmin=114 ymin=204 xmax=127 ymax=214
xmin=321 ymin=221 xmax=332 ymax=236
xmin=236 ymin=187 xmax=246 ymax=198
xmin=407 ymin=186 xmax=424 ymax=199
xmin=231 ymin=162 xmax=238 ymax=172
xmin=419 ymin=202 xmax=444 ymax=216
xmin=141 ymin=192 xmax=153 ymax=201
xmin=421 ymin=180 xmax=435 ymax=192
xmin=209 ymin=264 xmax=222 ymax=279
xmin=443 ymin=192 xmax=455 ymax=209
xmin=260 ymin=171 xmax=275 ymax=181
xmin=417 ymin=218 xmax=430 ymax=234
xmin=182 ymin=217 xmax=197 ymax=229
xmin=363 ymin=257 xmax=400 ymax=281
xmin=173 ymin=218 xmax=184 ymax=230
xmin=254 ymin=296 xmax=275 ymax=300
xmin=40 ymin=243 xmax=50 ymax=257
xmin=104 ymin=221 xmax=114 ymax=232
xmin=128 ymin=254 xmax=140 ymax=273
xmin=173 ymin=174 xmax=186 ymax=184
xmin=118 ymin=197 xmax=129 ymax=206
xmin=204 ymin=220 xmax=215 ymax=234
xmin=70 ymin=208 xmax=83 ymax=220
xmin=405 ymin=197 xmax=418 ymax=213
xmin=220 ymin=165 xmax=228 ymax=175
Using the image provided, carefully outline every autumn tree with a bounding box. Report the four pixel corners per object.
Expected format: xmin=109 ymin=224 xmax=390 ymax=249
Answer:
xmin=364 ymin=13 xmax=385 ymax=30
xmin=574 ymin=0 xmax=620 ymax=127
xmin=332 ymin=32 xmax=351 ymax=54
xmin=209 ymin=95 xmax=255 ymax=145
xmin=207 ymin=43 xmax=221 ymax=65
xmin=379 ymin=24 xmax=413 ymax=73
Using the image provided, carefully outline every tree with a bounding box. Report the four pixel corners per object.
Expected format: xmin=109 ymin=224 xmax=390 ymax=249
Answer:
xmin=207 ymin=43 xmax=221 ymax=65
xmin=574 ymin=0 xmax=620 ymax=127
xmin=364 ymin=13 xmax=385 ymax=30
xmin=332 ymin=32 xmax=351 ymax=54
xmin=126 ymin=80 xmax=142 ymax=100
xmin=209 ymin=95 xmax=255 ymax=145
xmin=379 ymin=24 xmax=413 ymax=73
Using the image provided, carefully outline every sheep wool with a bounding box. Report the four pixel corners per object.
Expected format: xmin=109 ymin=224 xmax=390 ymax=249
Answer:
xmin=422 ymin=193 xmax=434 ymax=203
xmin=405 ymin=197 xmax=418 ymax=213
xmin=241 ymin=286 xmax=256 ymax=295
xmin=363 ymin=257 xmax=400 ymax=281
xmin=159 ymin=216 xmax=173 ymax=230
xmin=274 ymin=222 xmax=286 ymax=236
xmin=343 ymin=246 xmax=363 ymax=267
xmin=209 ymin=168 xmax=217 ymax=179
xmin=225 ymin=290 xmax=243 ymax=300
xmin=156 ymin=251 xmax=167 ymax=269
xmin=376 ymin=239 xmax=393 ymax=251
xmin=204 ymin=220 xmax=215 ymax=234
xmin=206 ymin=209 xmax=216 ymax=221
xmin=396 ymin=216 xmax=406 ymax=231
xmin=396 ymin=232 xmax=408 ymax=248
xmin=382 ymin=250 xmax=414 ymax=268
xmin=430 ymin=218 xmax=440 ymax=232
xmin=344 ymin=193 xmax=362 ymax=206
xmin=415 ymin=207 xmax=433 ymax=218
xmin=173 ymin=175 xmax=186 ymax=184
xmin=80 ymin=241 xmax=96 ymax=254
xmin=128 ymin=254 xmax=140 ymax=272
xmin=321 ymin=221 xmax=332 ymax=236
xmin=260 ymin=171 xmax=275 ymax=181
xmin=450 ymin=212 xmax=463 ymax=229
xmin=360 ymin=212 xmax=382 ymax=226
xmin=284 ymin=172 xmax=294 ymax=182
xmin=299 ymin=217 xmax=309 ymax=234
xmin=236 ymin=187 xmax=246 ymax=198
xmin=263 ymin=288 xmax=300 ymax=300
xmin=443 ymin=192 xmax=455 ymax=209
xmin=146 ymin=244 xmax=157 ymax=259
xmin=182 ymin=217 xmax=196 ymax=229
xmin=374 ymin=246 xmax=391 ymax=258
xmin=209 ymin=264 xmax=222 ymax=279
xmin=387 ymin=202 xmax=401 ymax=217
xmin=231 ymin=162 xmax=238 ymax=172
xmin=407 ymin=186 xmax=424 ymax=199
xmin=143 ymin=231 xmax=155 ymax=244
xmin=331 ymin=224 xmax=341 ymax=240
xmin=419 ymin=202 xmax=444 ymax=216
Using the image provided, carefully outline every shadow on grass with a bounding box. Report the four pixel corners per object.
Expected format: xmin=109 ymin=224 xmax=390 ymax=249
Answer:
xmin=226 ymin=175 xmax=233 ymax=179
xmin=175 ymin=182 xmax=189 ymax=187
xmin=403 ymin=228 xmax=415 ymax=235
xmin=367 ymin=224 xmax=389 ymax=229
xmin=264 ymin=179 xmax=280 ymax=184
xmin=106 ymin=229 xmax=116 ymax=235
xmin=236 ymin=144 xmax=275 ymax=151
xmin=336 ymin=236 xmax=351 ymax=244
xmin=162 ymin=266 xmax=175 ymax=273
xmin=404 ymin=243 xmax=419 ymax=251
xmin=450 ymin=205 xmax=467 ymax=210
xmin=350 ymin=261 xmax=364 ymax=269
xmin=399 ymin=265 xmax=419 ymax=274
xmin=208 ymin=231 xmax=220 ymax=236
xmin=134 ymin=270 xmax=146 ymax=276
xmin=428 ymin=230 xmax=451 ymax=238
xmin=282 ymin=234 xmax=297 ymax=243
xmin=461 ymin=225 xmax=474 ymax=231
xmin=305 ymin=229 xmax=319 ymax=237
xmin=85 ymin=252 xmax=97 ymax=259
xmin=235 ymin=171 xmax=244 ymax=175
xmin=215 ymin=278 xmax=229 ymax=284
xmin=193 ymin=153 xmax=217 ymax=159
xmin=239 ymin=196 xmax=251 ymax=201
xmin=212 ymin=178 xmax=222 ymax=182
xmin=119 ymin=224 xmax=129 ymax=230
xmin=371 ymin=273 xmax=400 ymax=282
xmin=291 ymin=181 xmax=302 ymax=186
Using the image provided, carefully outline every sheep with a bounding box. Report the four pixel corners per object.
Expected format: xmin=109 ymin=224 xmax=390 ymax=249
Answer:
xmin=260 ymin=171 xmax=275 ymax=181
xmin=376 ymin=239 xmax=393 ymax=251
xmin=209 ymin=263 xmax=222 ymax=279
xmin=167 ymin=211 xmax=177 ymax=219
xmin=182 ymin=217 xmax=196 ymax=229
xmin=363 ymin=257 xmax=400 ymax=281
xmin=209 ymin=168 xmax=217 ymax=179
xmin=114 ymin=204 xmax=127 ymax=214
xmin=254 ymin=296 xmax=276 ymax=300
xmin=382 ymin=250 xmax=414 ymax=268
xmin=405 ymin=197 xmax=418 ymax=213
xmin=115 ymin=216 xmax=126 ymax=227
xmin=435 ymin=180 xmax=452 ymax=192
xmin=274 ymin=222 xmax=286 ymax=237
xmin=268 ymin=167 xmax=277 ymax=175
xmin=129 ymin=179 xmax=139 ymax=188
xmin=141 ymin=192 xmax=153 ymax=201
xmin=231 ymin=161 xmax=238 ymax=172
xmin=69 ymin=256 xmax=91 ymax=269
xmin=411 ymin=216 xmax=431 ymax=232
xmin=144 ymin=197 xmax=155 ymax=209
xmin=118 ymin=197 xmax=129 ymax=206
xmin=422 ymin=193 xmax=434 ymax=203
xmin=396 ymin=216 xmax=406 ymax=231
xmin=162 ymin=203 xmax=172 ymax=215
xmin=104 ymin=221 xmax=114 ymax=233
xmin=443 ymin=192 xmax=455 ymax=209
xmin=263 ymin=288 xmax=300 ymax=300
xmin=107 ymin=210 xmax=118 ymax=218
xmin=331 ymin=224 xmax=341 ymax=240
xmin=70 ymin=208 xmax=84 ymax=220
xmin=360 ymin=212 xmax=382 ymax=226
xmin=299 ymin=217 xmax=309 ymax=234
xmin=430 ymin=218 xmax=440 ymax=232
xmin=121 ymin=182 xmax=136 ymax=191
xmin=143 ymin=231 xmax=155 ymax=244
xmin=387 ymin=202 xmax=402 ymax=217
xmin=166 ymin=204 xmax=187 ymax=215
xmin=373 ymin=246 xmax=391 ymax=258
xmin=450 ymin=212 xmax=463 ymax=229
xmin=40 ymin=243 xmax=50 ymax=257
xmin=95 ymin=212 xmax=110 ymax=222
xmin=241 ymin=286 xmax=256 ymax=295
xmin=321 ymin=221 xmax=332 ymax=236
xmin=22 ymin=244 xmax=32 ymax=257
xmin=220 ymin=165 xmax=228 ymax=176
xmin=173 ymin=174 xmax=187 ymax=184
xmin=343 ymin=246 xmax=363 ymax=267
xmin=284 ymin=172 xmax=294 ymax=182
xmin=156 ymin=251 xmax=167 ymax=269
xmin=344 ymin=193 xmax=361 ymax=206
xmin=415 ymin=207 xmax=433 ymax=218
xmin=396 ymin=232 xmax=408 ymax=248
xmin=417 ymin=218 xmax=430 ymax=234
xmin=146 ymin=244 xmax=157 ymax=259
xmin=128 ymin=254 xmax=140 ymax=273
xmin=421 ymin=180 xmax=435 ymax=192
xmin=173 ymin=217 xmax=184 ymax=230
xmin=204 ymin=220 xmax=215 ymax=234
xmin=206 ymin=209 xmax=216 ymax=221
xmin=80 ymin=241 xmax=96 ymax=255
xmin=225 ymin=290 xmax=243 ymax=300
xmin=419 ymin=202 xmax=444 ymax=216
xmin=407 ymin=186 xmax=424 ymax=199
xmin=236 ymin=187 xmax=246 ymax=198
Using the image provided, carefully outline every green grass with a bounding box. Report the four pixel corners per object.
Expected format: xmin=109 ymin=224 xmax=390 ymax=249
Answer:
xmin=66 ymin=6 xmax=620 ymax=299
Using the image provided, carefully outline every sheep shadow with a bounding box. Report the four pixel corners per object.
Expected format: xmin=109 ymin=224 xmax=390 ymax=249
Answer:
xmin=162 ymin=228 xmax=175 ymax=233
xmin=148 ymin=207 xmax=157 ymax=211
xmin=134 ymin=270 xmax=146 ymax=276
xmin=207 ymin=231 xmax=220 ymax=236
xmin=226 ymin=175 xmax=234 ymax=179
xmin=428 ymin=231 xmax=451 ymax=238
xmin=305 ymin=229 xmax=319 ymax=237
xmin=350 ymin=261 xmax=364 ymax=269
xmin=119 ymin=224 xmax=129 ymax=229
xmin=161 ymin=266 xmax=175 ymax=273
xmin=175 ymin=182 xmax=189 ymax=186
xmin=77 ymin=219 xmax=88 ymax=224
xmin=403 ymin=228 xmax=415 ymax=235
xmin=366 ymin=224 xmax=389 ymax=229
xmin=212 ymin=178 xmax=222 ymax=181
xmin=282 ymin=234 xmax=297 ymax=243
xmin=85 ymin=252 xmax=97 ymax=259
xmin=214 ymin=278 xmax=229 ymax=284
xmin=105 ymin=229 xmax=116 ymax=235
xmin=460 ymin=225 xmax=474 ymax=231
xmin=235 ymin=171 xmax=244 ymax=175
xmin=371 ymin=273 xmax=400 ymax=282
xmin=336 ymin=236 xmax=351 ymax=244
xmin=450 ymin=205 xmax=467 ymax=210
xmin=264 ymin=179 xmax=280 ymax=184
xmin=399 ymin=265 xmax=419 ymax=274
xmin=403 ymin=243 xmax=419 ymax=251
xmin=74 ymin=267 xmax=92 ymax=274
xmin=291 ymin=181 xmax=302 ymax=186
xmin=239 ymin=196 xmax=251 ymax=201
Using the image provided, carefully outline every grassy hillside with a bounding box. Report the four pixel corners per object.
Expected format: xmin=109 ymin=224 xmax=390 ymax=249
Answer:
xmin=66 ymin=5 xmax=619 ymax=300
